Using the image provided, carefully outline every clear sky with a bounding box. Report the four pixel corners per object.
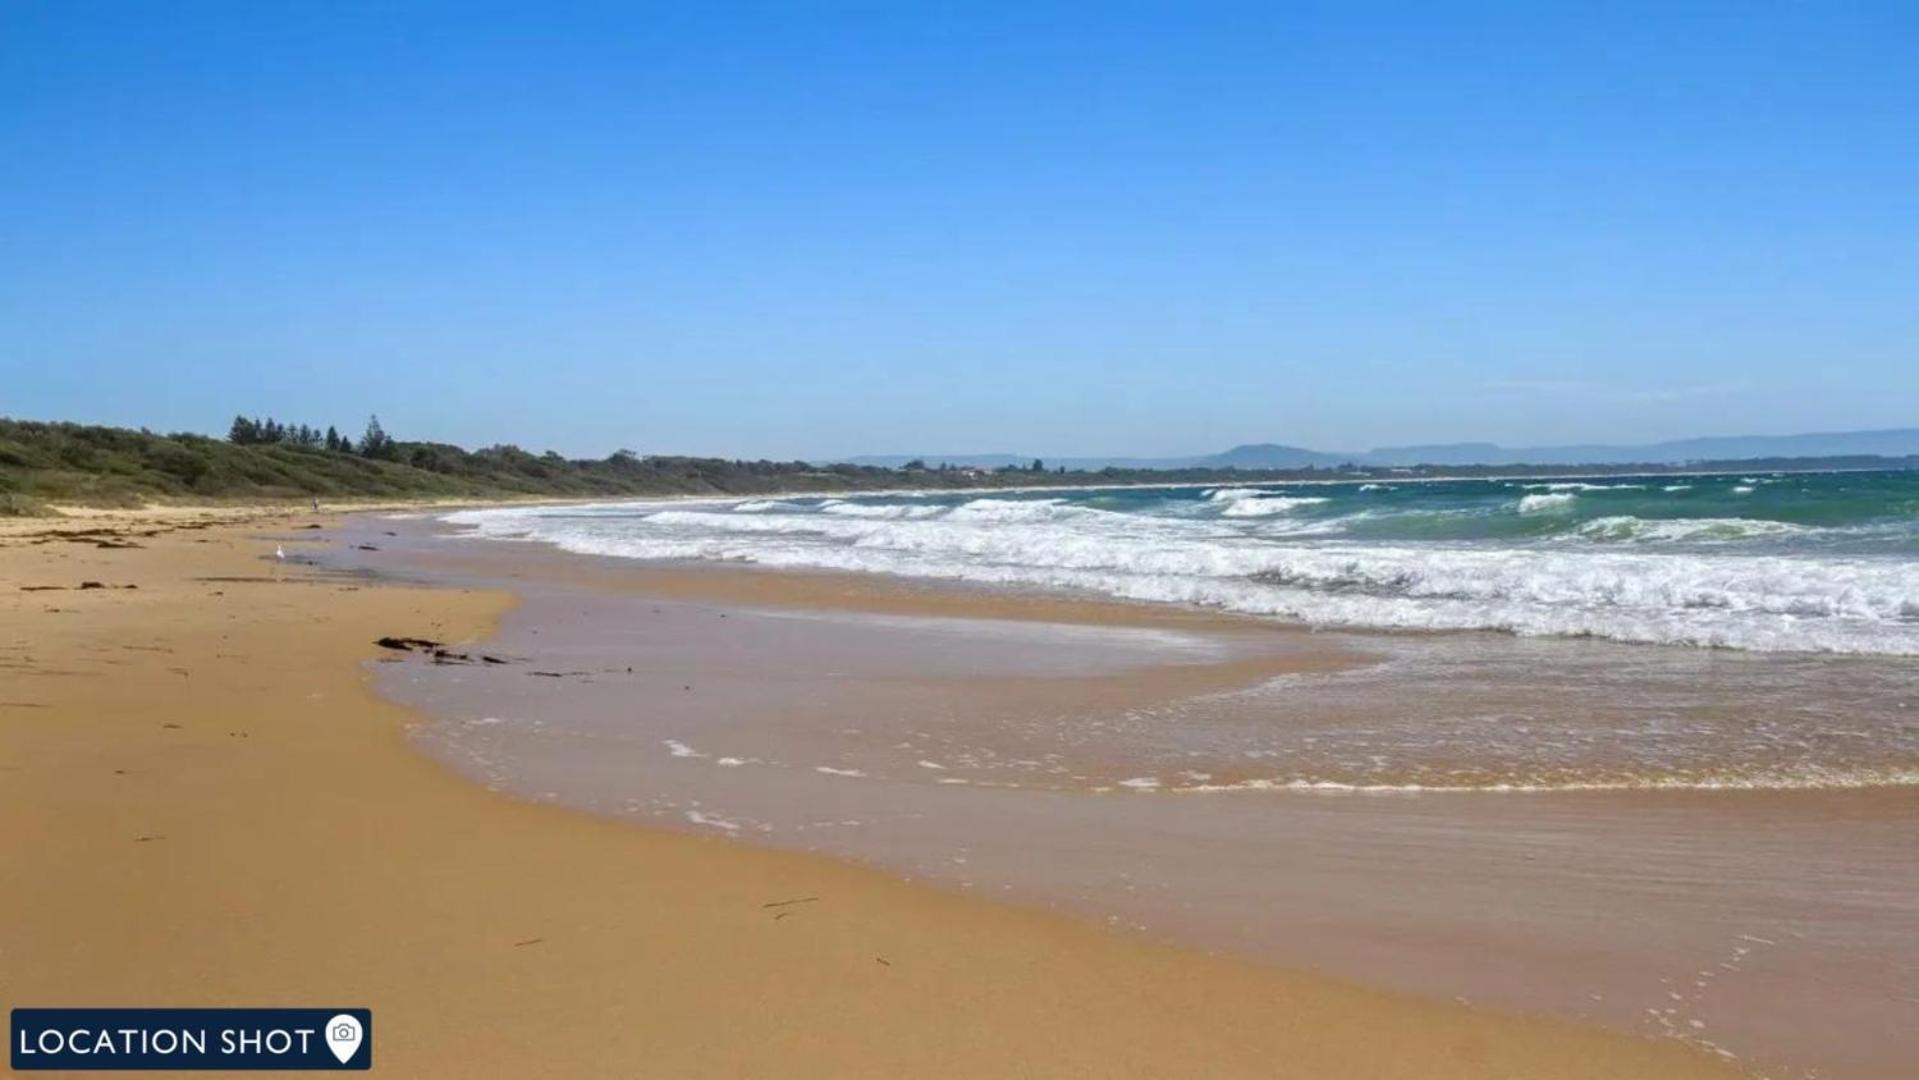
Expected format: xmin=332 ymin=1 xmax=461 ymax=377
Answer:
xmin=3 ymin=2 xmax=1915 ymax=459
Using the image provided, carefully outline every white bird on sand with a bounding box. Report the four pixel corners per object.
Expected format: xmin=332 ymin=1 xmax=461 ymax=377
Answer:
xmin=274 ymin=545 xmax=286 ymax=561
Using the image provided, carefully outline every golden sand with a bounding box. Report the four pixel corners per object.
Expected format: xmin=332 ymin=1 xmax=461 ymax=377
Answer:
xmin=0 ymin=506 xmax=1736 ymax=1076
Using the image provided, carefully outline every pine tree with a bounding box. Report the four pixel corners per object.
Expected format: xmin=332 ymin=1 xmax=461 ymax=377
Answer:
xmin=360 ymin=415 xmax=392 ymax=459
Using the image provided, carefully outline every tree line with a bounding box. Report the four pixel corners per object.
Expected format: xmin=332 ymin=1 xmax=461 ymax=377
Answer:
xmin=900 ymin=458 xmax=1055 ymax=473
xmin=229 ymin=414 xmax=396 ymax=459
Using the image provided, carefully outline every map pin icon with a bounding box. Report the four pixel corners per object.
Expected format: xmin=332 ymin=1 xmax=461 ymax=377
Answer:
xmin=323 ymin=1014 xmax=362 ymax=1065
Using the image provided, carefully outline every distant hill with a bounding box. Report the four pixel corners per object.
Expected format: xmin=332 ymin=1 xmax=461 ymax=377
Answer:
xmin=1363 ymin=428 xmax=1919 ymax=466
xmin=1192 ymin=444 xmax=1353 ymax=469
xmin=857 ymin=427 xmax=1919 ymax=471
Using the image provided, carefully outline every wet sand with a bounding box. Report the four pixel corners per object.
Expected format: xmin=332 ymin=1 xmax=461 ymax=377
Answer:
xmin=0 ymin=506 xmax=1744 ymax=1078
xmin=343 ymin=513 xmax=1917 ymax=1078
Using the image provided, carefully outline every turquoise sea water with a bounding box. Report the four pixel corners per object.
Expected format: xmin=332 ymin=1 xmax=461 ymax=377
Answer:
xmin=447 ymin=469 xmax=1919 ymax=655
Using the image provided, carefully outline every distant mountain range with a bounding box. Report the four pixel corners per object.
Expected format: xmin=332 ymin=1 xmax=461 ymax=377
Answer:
xmin=846 ymin=427 xmax=1919 ymax=471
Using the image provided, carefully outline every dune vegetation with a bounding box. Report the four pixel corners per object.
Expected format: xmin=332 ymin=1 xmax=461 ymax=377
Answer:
xmin=5 ymin=415 xmax=1910 ymax=516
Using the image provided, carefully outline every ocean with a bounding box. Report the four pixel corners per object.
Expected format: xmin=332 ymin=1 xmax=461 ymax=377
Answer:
xmin=365 ymin=486 xmax=1919 ymax=1071
xmin=444 ymin=468 xmax=1919 ymax=655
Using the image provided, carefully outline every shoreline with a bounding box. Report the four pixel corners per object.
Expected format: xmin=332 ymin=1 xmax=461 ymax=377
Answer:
xmin=428 ymin=476 xmax=1919 ymax=661
xmin=366 ymin=517 xmax=1919 ymax=793
xmin=0 ymin=504 xmax=1748 ymax=1076
xmin=348 ymin=509 xmax=1918 ymax=1077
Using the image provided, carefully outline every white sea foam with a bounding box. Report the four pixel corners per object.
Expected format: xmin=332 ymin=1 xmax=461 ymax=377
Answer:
xmin=443 ymin=492 xmax=1919 ymax=655
xmin=1167 ymin=765 xmax=1919 ymax=795
xmin=1518 ymin=492 xmax=1578 ymax=513
xmin=1522 ymin=482 xmax=1642 ymax=492
xmin=946 ymin=497 xmax=1078 ymax=523
xmin=1219 ymin=495 xmax=1328 ymax=518
xmin=819 ymin=500 xmax=944 ymax=519
xmin=684 ymin=810 xmax=742 ymax=831
xmin=1573 ymin=517 xmax=1809 ymax=544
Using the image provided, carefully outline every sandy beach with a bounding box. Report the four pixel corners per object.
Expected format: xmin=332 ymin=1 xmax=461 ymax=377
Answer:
xmin=355 ymin=510 xmax=1917 ymax=1078
xmin=14 ymin=1 xmax=1917 ymax=1073
xmin=0 ymin=504 xmax=1756 ymax=1077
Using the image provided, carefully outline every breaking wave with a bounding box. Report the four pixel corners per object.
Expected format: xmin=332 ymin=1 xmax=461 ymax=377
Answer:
xmin=1572 ymin=516 xmax=1812 ymax=544
xmin=443 ymin=475 xmax=1919 ymax=656
xmin=1518 ymin=492 xmax=1578 ymax=513
xmin=1220 ymin=495 xmax=1328 ymax=518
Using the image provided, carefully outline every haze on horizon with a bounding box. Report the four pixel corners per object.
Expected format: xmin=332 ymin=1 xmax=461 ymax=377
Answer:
xmin=3 ymin=3 xmax=1915 ymax=461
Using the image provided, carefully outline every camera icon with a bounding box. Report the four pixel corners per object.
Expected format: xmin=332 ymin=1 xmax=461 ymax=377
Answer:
xmin=322 ymin=1013 xmax=364 ymax=1064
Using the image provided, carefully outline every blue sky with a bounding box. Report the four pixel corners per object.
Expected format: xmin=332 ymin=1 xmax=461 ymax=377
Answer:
xmin=3 ymin=2 xmax=1915 ymax=459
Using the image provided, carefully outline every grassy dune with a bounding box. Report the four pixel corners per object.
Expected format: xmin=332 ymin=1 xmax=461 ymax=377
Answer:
xmin=0 ymin=419 xmax=994 ymax=510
